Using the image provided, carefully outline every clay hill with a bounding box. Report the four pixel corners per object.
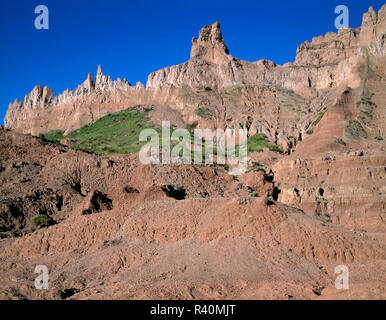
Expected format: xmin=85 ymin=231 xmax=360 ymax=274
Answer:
xmin=0 ymin=6 xmax=385 ymax=300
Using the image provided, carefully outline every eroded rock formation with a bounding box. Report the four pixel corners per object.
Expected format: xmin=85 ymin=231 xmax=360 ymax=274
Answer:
xmin=4 ymin=5 xmax=386 ymax=139
xmin=0 ymin=6 xmax=385 ymax=300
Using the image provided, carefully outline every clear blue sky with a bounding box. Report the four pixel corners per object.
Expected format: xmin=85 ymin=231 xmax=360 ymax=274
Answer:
xmin=0 ymin=0 xmax=383 ymax=125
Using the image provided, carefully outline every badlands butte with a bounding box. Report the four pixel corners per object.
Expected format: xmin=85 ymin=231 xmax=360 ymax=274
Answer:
xmin=0 ymin=5 xmax=385 ymax=300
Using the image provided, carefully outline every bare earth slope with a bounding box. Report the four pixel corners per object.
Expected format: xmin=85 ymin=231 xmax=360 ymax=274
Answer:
xmin=0 ymin=127 xmax=385 ymax=300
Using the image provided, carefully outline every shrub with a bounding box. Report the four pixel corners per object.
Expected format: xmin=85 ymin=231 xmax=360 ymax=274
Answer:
xmin=196 ymin=108 xmax=208 ymax=118
xmin=312 ymin=111 xmax=326 ymax=126
xmin=173 ymin=184 xmax=184 ymax=191
xmin=375 ymin=136 xmax=383 ymax=141
xmin=247 ymin=133 xmax=283 ymax=153
xmin=345 ymin=120 xmax=367 ymax=139
xmin=161 ymin=184 xmax=186 ymax=200
xmin=32 ymin=214 xmax=54 ymax=228
xmin=39 ymin=130 xmax=65 ymax=143
xmin=315 ymin=212 xmax=332 ymax=223
xmin=335 ymin=138 xmax=346 ymax=146
xmin=186 ymin=121 xmax=198 ymax=134
xmin=247 ymin=188 xmax=258 ymax=197
xmin=144 ymin=106 xmax=154 ymax=112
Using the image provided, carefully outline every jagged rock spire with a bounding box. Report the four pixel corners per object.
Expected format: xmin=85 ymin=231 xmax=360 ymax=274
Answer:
xmin=97 ymin=64 xmax=102 ymax=75
xmin=95 ymin=64 xmax=103 ymax=86
xmin=190 ymin=21 xmax=230 ymax=63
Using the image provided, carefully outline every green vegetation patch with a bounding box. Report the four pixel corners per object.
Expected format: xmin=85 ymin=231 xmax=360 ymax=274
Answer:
xmin=32 ymin=214 xmax=54 ymax=228
xmin=304 ymin=110 xmax=327 ymax=135
xmin=247 ymin=133 xmax=283 ymax=153
xmin=186 ymin=121 xmax=199 ymax=134
xmin=39 ymin=107 xmax=155 ymax=155
xmin=66 ymin=108 xmax=152 ymax=155
xmin=312 ymin=110 xmax=326 ymax=126
xmin=315 ymin=212 xmax=332 ymax=223
xmin=353 ymin=46 xmax=376 ymax=128
xmin=38 ymin=130 xmax=65 ymax=143
xmin=195 ymin=107 xmax=209 ymax=118
xmin=38 ymin=109 xmax=283 ymax=159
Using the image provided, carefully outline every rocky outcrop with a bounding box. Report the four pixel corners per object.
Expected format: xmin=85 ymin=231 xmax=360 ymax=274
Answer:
xmin=295 ymin=6 xmax=386 ymax=67
xmin=4 ymin=65 xmax=132 ymax=122
xmin=147 ymin=6 xmax=385 ymax=90
xmin=190 ymin=22 xmax=229 ymax=61
xmin=94 ymin=65 xmax=132 ymax=92
xmin=146 ymin=22 xmax=284 ymax=89
xmin=360 ymin=5 xmax=386 ymax=55
xmin=3 ymin=5 xmax=386 ymax=146
xmin=295 ymin=27 xmax=361 ymax=66
xmin=17 ymin=85 xmax=55 ymax=110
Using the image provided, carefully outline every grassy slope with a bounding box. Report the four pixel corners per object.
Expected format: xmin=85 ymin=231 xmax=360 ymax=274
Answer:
xmin=40 ymin=107 xmax=153 ymax=155
xmin=40 ymin=108 xmax=283 ymax=157
xmin=247 ymin=133 xmax=283 ymax=153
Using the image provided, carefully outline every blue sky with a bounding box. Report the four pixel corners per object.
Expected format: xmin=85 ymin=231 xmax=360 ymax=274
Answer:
xmin=0 ymin=0 xmax=383 ymax=125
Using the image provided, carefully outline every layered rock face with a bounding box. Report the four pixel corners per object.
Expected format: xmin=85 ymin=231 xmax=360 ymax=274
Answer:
xmin=1 ymin=6 xmax=386 ymax=300
xmin=272 ymin=51 xmax=386 ymax=236
xmin=4 ymin=6 xmax=384 ymax=136
xmin=147 ymin=6 xmax=385 ymax=90
xmin=295 ymin=6 xmax=386 ymax=66
xmin=147 ymin=21 xmax=248 ymax=88
xmin=4 ymin=6 xmax=385 ymax=146
xmin=146 ymin=21 xmax=326 ymax=90
xmin=6 ymin=65 xmax=133 ymax=113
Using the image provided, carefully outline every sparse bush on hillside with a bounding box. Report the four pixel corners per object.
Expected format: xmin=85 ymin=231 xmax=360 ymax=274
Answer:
xmin=144 ymin=106 xmax=154 ymax=112
xmin=247 ymin=188 xmax=259 ymax=197
xmin=315 ymin=212 xmax=332 ymax=223
xmin=32 ymin=214 xmax=54 ymax=228
xmin=196 ymin=107 xmax=209 ymax=118
xmin=335 ymin=138 xmax=346 ymax=146
xmin=186 ymin=121 xmax=198 ymax=134
xmin=345 ymin=120 xmax=368 ymax=139
xmin=39 ymin=130 xmax=65 ymax=143
xmin=304 ymin=110 xmax=326 ymax=136
xmin=312 ymin=110 xmax=326 ymax=126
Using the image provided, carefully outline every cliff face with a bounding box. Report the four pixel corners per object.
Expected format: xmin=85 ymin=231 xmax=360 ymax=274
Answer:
xmin=3 ymin=6 xmax=385 ymax=141
xmin=5 ymin=65 xmax=133 ymax=114
xmin=147 ymin=6 xmax=385 ymax=89
xmin=296 ymin=6 xmax=386 ymax=66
